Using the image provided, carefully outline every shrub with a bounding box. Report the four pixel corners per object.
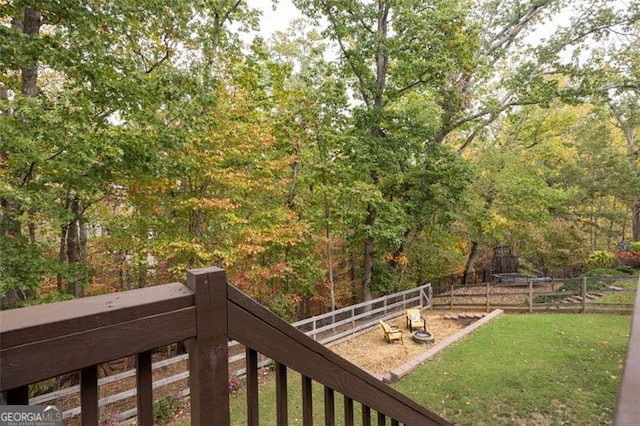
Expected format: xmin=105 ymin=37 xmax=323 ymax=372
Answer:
xmin=153 ymin=394 xmax=182 ymax=424
xmin=585 ymin=251 xmax=617 ymax=269
xmin=585 ymin=268 xmax=631 ymax=278
xmin=616 ymin=241 xmax=640 ymax=268
xmin=615 ymin=266 xmax=634 ymax=275
xmin=99 ymin=414 xmax=119 ymax=426
xmin=560 ymin=278 xmax=608 ymax=293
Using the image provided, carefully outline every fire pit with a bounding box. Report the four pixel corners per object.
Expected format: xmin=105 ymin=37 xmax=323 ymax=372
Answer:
xmin=412 ymin=330 xmax=434 ymax=344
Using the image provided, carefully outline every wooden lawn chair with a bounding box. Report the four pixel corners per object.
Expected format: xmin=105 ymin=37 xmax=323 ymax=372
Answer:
xmin=405 ymin=308 xmax=426 ymax=332
xmin=379 ymin=320 xmax=404 ymax=344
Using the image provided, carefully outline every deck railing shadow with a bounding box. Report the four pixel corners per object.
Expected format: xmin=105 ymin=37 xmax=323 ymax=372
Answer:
xmin=0 ymin=266 xmax=450 ymax=425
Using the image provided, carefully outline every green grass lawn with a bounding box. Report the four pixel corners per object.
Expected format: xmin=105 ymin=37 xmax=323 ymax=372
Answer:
xmin=594 ymin=277 xmax=638 ymax=305
xmin=169 ymin=370 xmax=380 ymax=425
xmin=393 ymin=314 xmax=632 ymax=425
xmin=169 ymin=313 xmax=632 ymax=425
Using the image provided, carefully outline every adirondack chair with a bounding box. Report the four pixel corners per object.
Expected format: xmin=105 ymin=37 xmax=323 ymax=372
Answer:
xmin=405 ymin=308 xmax=426 ymax=332
xmin=379 ymin=320 xmax=404 ymax=344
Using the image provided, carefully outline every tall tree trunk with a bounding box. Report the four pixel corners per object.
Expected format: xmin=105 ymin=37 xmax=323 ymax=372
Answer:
xmin=463 ymin=241 xmax=479 ymax=285
xmin=57 ymin=225 xmax=67 ymax=292
xmin=632 ymin=199 xmax=640 ymax=242
xmin=65 ymin=197 xmax=85 ymax=297
xmin=612 ymin=102 xmax=639 ymax=241
xmin=626 ymin=127 xmax=639 ymax=241
xmin=1 ymin=8 xmax=41 ymax=237
xmin=78 ymin=219 xmax=88 ymax=296
xmin=362 ymin=205 xmax=376 ymax=302
xmin=325 ymin=218 xmax=336 ymax=311
xmin=350 ymin=251 xmax=358 ymax=304
xmin=65 ymin=222 xmax=79 ymax=295
xmin=0 ymin=8 xmax=41 ymax=307
xmin=20 ymin=8 xmax=41 ymax=97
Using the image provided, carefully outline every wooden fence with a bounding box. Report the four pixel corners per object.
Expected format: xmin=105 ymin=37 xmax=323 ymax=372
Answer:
xmin=22 ymin=282 xmax=432 ymax=422
xmin=432 ymin=277 xmax=637 ymax=314
xmin=1 ymin=267 xmax=446 ymax=425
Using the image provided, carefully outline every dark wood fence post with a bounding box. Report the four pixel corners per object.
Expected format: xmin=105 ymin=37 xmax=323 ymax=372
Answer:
xmin=187 ymin=267 xmax=229 ymax=426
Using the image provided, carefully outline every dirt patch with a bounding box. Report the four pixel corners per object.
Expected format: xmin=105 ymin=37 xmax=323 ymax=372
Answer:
xmin=329 ymin=311 xmax=477 ymax=374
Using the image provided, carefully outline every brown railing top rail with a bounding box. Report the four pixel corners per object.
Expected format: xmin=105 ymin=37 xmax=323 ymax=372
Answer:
xmin=0 ymin=282 xmax=195 ymax=391
xmin=615 ymin=275 xmax=640 ymax=425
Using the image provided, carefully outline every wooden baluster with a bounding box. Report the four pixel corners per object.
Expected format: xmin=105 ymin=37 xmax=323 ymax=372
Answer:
xmin=136 ymin=350 xmax=153 ymax=425
xmin=302 ymin=375 xmax=313 ymax=426
xmin=324 ymin=386 xmax=335 ymax=426
xmin=377 ymin=410 xmax=386 ymax=425
xmin=6 ymin=386 xmax=29 ymax=404
xmin=276 ymin=362 xmax=288 ymax=426
xmin=246 ymin=348 xmax=259 ymax=426
xmin=362 ymin=404 xmax=371 ymax=425
xmin=344 ymin=395 xmax=354 ymax=426
xmin=81 ymin=365 xmax=98 ymax=425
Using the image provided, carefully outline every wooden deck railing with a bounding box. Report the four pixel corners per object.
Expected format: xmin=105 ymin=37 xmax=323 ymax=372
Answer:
xmin=0 ymin=266 xmax=450 ymax=425
xmin=615 ymin=275 xmax=640 ymax=426
xmin=18 ymin=282 xmax=432 ymax=422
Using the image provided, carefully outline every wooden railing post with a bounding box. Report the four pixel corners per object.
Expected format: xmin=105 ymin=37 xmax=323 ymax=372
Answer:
xmin=528 ymin=280 xmax=533 ymax=313
xmin=187 ymin=267 xmax=229 ymax=426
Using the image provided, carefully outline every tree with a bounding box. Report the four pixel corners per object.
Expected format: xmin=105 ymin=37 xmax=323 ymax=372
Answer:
xmin=293 ymin=0 xmax=477 ymax=300
xmin=0 ymin=0 xmax=254 ymax=302
xmin=268 ymin=21 xmax=353 ymax=310
xmin=567 ymin=17 xmax=640 ymax=241
xmin=446 ymin=0 xmax=640 ymax=153
xmin=610 ymin=94 xmax=640 ymax=241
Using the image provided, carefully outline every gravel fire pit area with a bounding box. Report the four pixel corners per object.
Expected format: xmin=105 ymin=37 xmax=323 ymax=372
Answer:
xmin=330 ymin=310 xmax=503 ymax=383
